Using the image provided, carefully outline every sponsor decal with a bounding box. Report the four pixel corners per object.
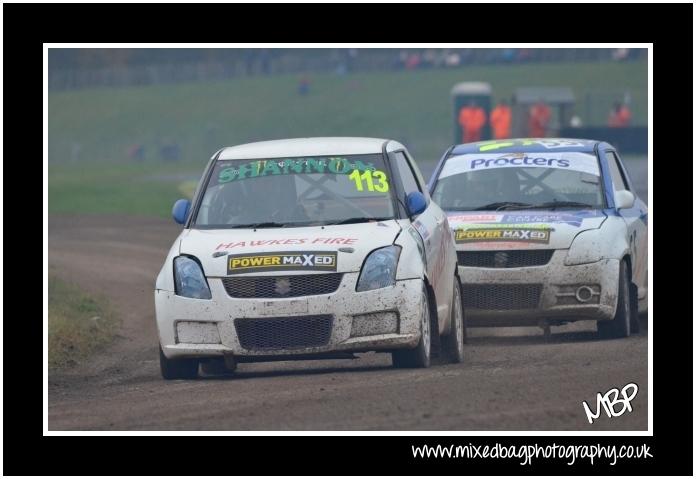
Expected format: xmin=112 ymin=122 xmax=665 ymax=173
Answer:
xmin=477 ymin=139 xmax=588 ymax=152
xmin=447 ymin=210 xmax=601 ymax=228
xmin=412 ymin=219 xmax=431 ymax=240
xmin=217 ymin=157 xmax=376 ymax=184
xmin=407 ymin=226 xmax=427 ymax=266
xmin=348 ymin=168 xmax=390 ymax=193
xmin=455 ymin=227 xmax=551 ymax=244
xmin=439 ymin=152 xmax=600 ymax=178
xmin=470 ymin=156 xmax=570 ymax=170
xmin=430 ymin=232 xmax=450 ymax=290
xmin=531 ymin=139 xmax=589 ymax=149
xmin=447 ymin=214 xmax=500 ymax=223
xmin=501 ymin=213 xmax=584 ymax=227
xmin=477 ymin=140 xmax=520 ymax=152
xmin=216 ymin=237 xmax=357 ymax=250
xmin=227 ymin=251 xmax=338 ymax=275
xmin=458 ymin=223 xmax=552 ymax=229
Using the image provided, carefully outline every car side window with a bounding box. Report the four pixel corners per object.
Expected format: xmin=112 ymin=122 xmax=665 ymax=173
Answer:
xmin=402 ymin=150 xmax=429 ymax=195
xmin=606 ymin=151 xmax=629 ymax=191
xmin=392 ymin=151 xmax=421 ymax=196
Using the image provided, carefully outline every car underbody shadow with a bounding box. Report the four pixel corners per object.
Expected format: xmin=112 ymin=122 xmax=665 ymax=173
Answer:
xmin=466 ymin=320 xmax=630 ymax=346
xmin=199 ymin=357 xmax=394 ymax=380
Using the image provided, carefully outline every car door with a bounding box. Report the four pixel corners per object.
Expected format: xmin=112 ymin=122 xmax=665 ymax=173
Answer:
xmin=604 ymin=149 xmax=648 ymax=299
xmin=390 ymin=149 xmax=453 ymax=331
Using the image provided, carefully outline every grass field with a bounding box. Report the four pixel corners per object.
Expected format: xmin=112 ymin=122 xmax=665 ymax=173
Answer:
xmin=48 ymin=59 xmax=648 ymax=218
xmin=48 ymin=274 xmax=118 ymax=369
xmin=48 ymin=162 xmax=201 ymax=217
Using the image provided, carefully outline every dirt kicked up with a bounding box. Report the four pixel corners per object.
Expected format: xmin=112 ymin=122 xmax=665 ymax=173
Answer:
xmin=47 ymin=213 xmax=648 ymax=431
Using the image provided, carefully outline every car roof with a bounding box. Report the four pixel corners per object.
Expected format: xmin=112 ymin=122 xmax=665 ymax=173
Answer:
xmin=217 ymin=137 xmax=405 ymax=160
xmin=450 ymin=138 xmax=599 ymax=155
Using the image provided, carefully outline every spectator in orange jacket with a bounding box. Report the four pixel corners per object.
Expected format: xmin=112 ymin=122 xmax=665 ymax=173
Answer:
xmin=458 ymin=101 xmax=487 ymax=143
xmin=608 ymin=101 xmax=631 ymax=127
xmin=490 ymin=100 xmax=512 ymax=139
xmin=528 ymin=100 xmax=551 ymax=137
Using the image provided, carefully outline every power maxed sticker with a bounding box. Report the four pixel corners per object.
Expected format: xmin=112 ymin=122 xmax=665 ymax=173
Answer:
xmin=227 ymin=251 xmax=337 ymax=275
xmin=455 ymin=227 xmax=551 ymax=244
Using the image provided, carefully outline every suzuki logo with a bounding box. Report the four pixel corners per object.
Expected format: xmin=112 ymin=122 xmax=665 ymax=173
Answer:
xmin=274 ymin=277 xmax=292 ymax=295
xmin=494 ymin=252 xmax=509 ymax=267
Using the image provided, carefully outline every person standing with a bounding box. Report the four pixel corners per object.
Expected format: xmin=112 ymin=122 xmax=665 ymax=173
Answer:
xmin=298 ymin=75 xmax=311 ymax=96
xmin=528 ymin=100 xmax=551 ymax=137
xmin=608 ymin=101 xmax=631 ymax=127
xmin=458 ymin=100 xmax=487 ymax=143
xmin=490 ymin=99 xmax=512 ymax=139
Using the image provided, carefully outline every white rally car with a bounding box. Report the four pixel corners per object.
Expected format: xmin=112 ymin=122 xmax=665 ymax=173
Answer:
xmin=155 ymin=137 xmax=463 ymax=379
xmin=429 ymin=138 xmax=648 ymax=339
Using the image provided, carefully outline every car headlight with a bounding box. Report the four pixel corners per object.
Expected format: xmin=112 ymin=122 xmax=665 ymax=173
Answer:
xmin=174 ymin=256 xmax=212 ymax=299
xmin=356 ymin=245 xmax=401 ymax=292
xmin=564 ymin=229 xmax=604 ymax=266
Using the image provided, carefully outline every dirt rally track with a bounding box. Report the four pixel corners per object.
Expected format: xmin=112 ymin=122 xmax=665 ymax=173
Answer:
xmin=48 ymin=161 xmax=649 ymax=431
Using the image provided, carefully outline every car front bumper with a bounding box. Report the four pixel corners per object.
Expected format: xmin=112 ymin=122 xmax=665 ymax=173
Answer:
xmin=457 ymin=251 xmax=619 ymax=326
xmin=156 ymin=273 xmax=425 ymax=360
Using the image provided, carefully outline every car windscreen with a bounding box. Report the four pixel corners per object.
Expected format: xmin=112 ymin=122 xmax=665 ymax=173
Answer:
xmin=432 ymin=151 xmax=604 ymax=210
xmin=193 ymin=154 xmax=396 ymax=228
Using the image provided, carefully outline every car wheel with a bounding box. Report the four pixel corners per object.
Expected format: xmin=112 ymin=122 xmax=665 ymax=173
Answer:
xmin=392 ymin=284 xmax=431 ymax=368
xmin=159 ymin=345 xmax=199 ymax=379
xmin=442 ymin=277 xmax=465 ymax=363
xmin=597 ymin=260 xmax=631 ymax=339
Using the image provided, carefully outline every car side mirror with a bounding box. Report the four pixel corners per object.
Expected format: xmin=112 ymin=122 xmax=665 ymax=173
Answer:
xmin=172 ymin=199 xmax=191 ymax=225
xmin=614 ymin=190 xmax=635 ymax=210
xmin=406 ymin=191 xmax=427 ymax=217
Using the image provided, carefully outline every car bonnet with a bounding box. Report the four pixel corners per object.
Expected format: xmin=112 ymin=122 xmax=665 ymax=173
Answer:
xmin=179 ymin=221 xmax=402 ymax=276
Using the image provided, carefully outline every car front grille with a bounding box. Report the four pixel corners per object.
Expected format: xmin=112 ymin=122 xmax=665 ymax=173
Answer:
xmin=222 ymin=273 xmax=343 ymax=298
xmin=234 ymin=315 xmax=333 ymax=350
xmin=457 ymin=250 xmax=554 ymax=268
xmin=461 ymin=284 xmax=542 ymax=310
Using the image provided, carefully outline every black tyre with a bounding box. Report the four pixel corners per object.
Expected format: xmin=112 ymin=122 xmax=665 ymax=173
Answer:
xmin=159 ymin=345 xmax=199 ymax=379
xmin=442 ymin=278 xmax=465 ymax=363
xmin=392 ymin=285 xmax=432 ymax=368
xmin=597 ymin=260 xmax=631 ymax=339
xmin=629 ymin=283 xmax=640 ymax=334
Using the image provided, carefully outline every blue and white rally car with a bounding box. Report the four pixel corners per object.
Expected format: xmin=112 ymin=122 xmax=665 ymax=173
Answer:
xmin=155 ymin=138 xmax=463 ymax=379
xmin=429 ymin=138 xmax=648 ymax=338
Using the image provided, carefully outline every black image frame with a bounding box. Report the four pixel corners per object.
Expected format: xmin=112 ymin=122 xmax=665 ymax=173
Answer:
xmin=8 ymin=1 xmax=692 ymax=476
